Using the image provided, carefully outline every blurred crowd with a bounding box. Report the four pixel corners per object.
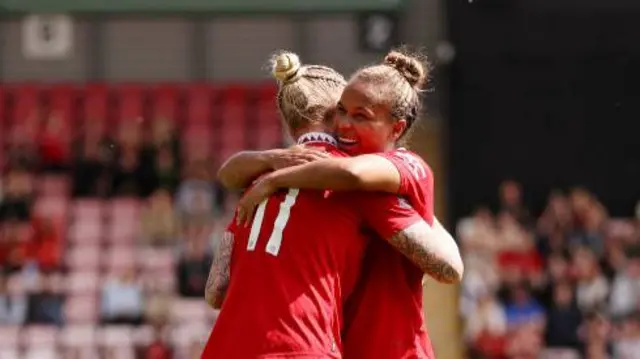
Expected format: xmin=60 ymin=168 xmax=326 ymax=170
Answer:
xmin=0 ymin=111 xmax=232 ymax=359
xmin=460 ymin=180 xmax=640 ymax=359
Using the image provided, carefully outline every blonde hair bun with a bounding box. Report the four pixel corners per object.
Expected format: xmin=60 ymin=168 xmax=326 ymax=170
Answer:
xmin=272 ymin=51 xmax=303 ymax=84
xmin=383 ymin=50 xmax=428 ymax=89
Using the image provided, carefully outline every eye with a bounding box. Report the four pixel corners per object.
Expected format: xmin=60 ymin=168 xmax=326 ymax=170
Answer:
xmin=337 ymin=103 xmax=347 ymax=114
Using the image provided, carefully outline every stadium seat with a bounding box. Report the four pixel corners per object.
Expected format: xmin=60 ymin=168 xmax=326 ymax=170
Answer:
xmin=0 ymin=326 xmax=20 ymax=348
xmin=72 ymin=199 xmax=104 ymax=220
xmin=21 ymin=325 xmax=58 ymax=347
xmin=219 ymin=86 xmax=248 ymax=152
xmin=23 ymin=347 xmax=60 ymax=359
xmin=48 ymin=84 xmax=76 ymax=125
xmin=66 ymin=272 xmax=100 ymax=295
xmin=256 ymin=83 xmax=282 ymax=149
xmin=68 ymin=220 xmax=103 ymax=245
xmin=140 ymin=248 xmax=175 ymax=271
xmin=59 ymin=325 xmax=97 ymax=348
xmin=0 ymin=348 xmax=19 ymax=359
xmin=171 ymin=299 xmax=209 ymax=324
xmin=98 ymin=326 xmax=134 ymax=347
xmin=37 ymin=176 xmax=72 ymax=198
xmin=116 ymin=84 xmax=144 ymax=123
xmin=132 ymin=325 xmax=155 ymax=346
xmin=152 ymin=84 xmax=180 ymax=122
xmin=64 ymin=295 xmax=98 ymax=324
xmin=66 ymin=245 xmax=101 ymax=271
xmin=83 ymin=84 xmax=109 ymax=124
xmin=105 ymin=246 xmax=136 ymax=271
xmin=186 ymin=83 xmax=214 ymax=125
xmin=12 ymin=84 xmax=40 ymax=125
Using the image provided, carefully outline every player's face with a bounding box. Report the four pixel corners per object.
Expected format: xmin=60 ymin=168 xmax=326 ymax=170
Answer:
xmin=334 ymin=80 xmax=407 ymax=155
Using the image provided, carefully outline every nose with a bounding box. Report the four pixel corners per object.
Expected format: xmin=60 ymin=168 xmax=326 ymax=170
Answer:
xmin=335 ymin=113 xmax=354 ymax=133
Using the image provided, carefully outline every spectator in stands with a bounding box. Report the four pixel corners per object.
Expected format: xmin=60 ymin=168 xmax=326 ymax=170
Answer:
xmin=28 ymin=216 xmax=62 ymax=270
xmin=110 ymin=121 xmax=155 ymax=197
xmin=498 ymin=180 xmax=532 ymax=227
xmin=175 ymin=161 xmax=216 ymax=225
xmin=100 ymin=267 xmax=144 ymax=325
xmin=152 ymin=118 xmax=180 ymax=157
xmin=609 ymin=244 xmax=640 ymax=317
xmin=72 ymin=120 xmax=111 ymax=197
xmin=573 ymin=246 xmax=609 ymax=312
xmin=465 ymin=289 xmax=507 ymax=357
xmin=0 ymin=221 xmax=30 ymax=272
xmin=613 ymin=312 xmax=640 ymax=358
xmin=176 ymin=226 xmax=212 ymax=297
xmin=39 ymin=114 xmax=69 ymax=173
xmin=503 ymin=282 xmax=546 ymax=330
xmin=582 ymin=312 xmax=612 ymax=358
xmin=0 ymin=273 xmax=28 ymax=325
xmin=141 ymin=188 xmax=179 ymax=246
xmin=27 ymin=272 xmax=64 ymax=325
xmin=6 ymin=122 xmax=39 ymax=171
xmin=0 ymin=169 xmax=33 ymax=223
xmin=545 ymin=281 xmax=582 ymax=351
xmin=139 ymin=324 xmax=173 ymax=359
xmin=153 ymin=145 xmax=180 ymax=194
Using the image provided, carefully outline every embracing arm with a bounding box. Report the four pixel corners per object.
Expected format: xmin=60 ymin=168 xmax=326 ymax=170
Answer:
xmin=204 ymin=231 xmax=234 ymax=309
xmin=217 ymin=151 xmax=274 ymax=190
xmin=266 ymin=155 xmax=401 ymax=193
xmin=386 ymin=217 xmax=464 ymax=284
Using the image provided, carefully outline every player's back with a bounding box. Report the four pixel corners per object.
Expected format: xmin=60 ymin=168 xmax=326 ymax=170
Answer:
xmin=205 ymin=141 xmax=368 ymax=359
xmin=343 ymin=148 xmax=436 ymax=359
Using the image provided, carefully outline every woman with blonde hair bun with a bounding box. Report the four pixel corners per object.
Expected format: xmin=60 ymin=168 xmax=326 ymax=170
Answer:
xmin=235 ymin=47 xmax=462 ymax=359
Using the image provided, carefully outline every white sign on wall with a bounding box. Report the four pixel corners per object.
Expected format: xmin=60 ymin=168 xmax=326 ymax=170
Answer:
xmin=22 ymin=14 xmax=74 ymax=60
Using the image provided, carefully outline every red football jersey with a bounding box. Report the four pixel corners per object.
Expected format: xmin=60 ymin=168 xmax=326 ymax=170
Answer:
xmin=202 ymin=135 xmax=423 ymax=359
xmin=342 ymin=148 xmax=436 ymax=359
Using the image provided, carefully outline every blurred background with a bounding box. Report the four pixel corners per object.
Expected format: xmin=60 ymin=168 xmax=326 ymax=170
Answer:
xmin=0 ymin=0 xmax=639 ymax=358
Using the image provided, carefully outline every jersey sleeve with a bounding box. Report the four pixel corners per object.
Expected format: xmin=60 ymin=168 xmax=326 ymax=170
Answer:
xmin=355 ymin=193 xmax=423 ymax=240
xmin=376 ymin=150 xmax=431 ymax=198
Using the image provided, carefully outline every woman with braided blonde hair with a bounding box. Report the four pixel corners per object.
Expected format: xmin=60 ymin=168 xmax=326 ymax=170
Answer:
xmin=235 ymin=48 xmax=462 ymax=359
xmin=204 ymin=51 xmax=457 ymax=359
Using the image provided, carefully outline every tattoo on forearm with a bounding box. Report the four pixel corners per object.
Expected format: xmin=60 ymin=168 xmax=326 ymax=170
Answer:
xmin=387 ymin=221 xmax=462 ymax=284
xmin=205 ymin=231 xmax=234 ymax=308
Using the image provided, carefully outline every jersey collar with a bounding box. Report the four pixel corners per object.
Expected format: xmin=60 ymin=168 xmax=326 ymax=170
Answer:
xmin=297 ymin=132 xmax=338 ymax=147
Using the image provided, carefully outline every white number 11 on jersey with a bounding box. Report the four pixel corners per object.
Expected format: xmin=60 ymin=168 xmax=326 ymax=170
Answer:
xmin=246 ymin=188 xmax=300 ymax=256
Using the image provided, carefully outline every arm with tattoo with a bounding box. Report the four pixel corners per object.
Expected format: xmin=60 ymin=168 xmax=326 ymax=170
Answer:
xmin=205 ymin=231 xmax=234 ymax=309
xmin=385 ymin=218 xmax=464 ymax=284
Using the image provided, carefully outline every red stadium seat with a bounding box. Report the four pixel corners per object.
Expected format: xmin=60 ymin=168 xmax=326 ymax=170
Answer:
xmin=72 ymin=199 xmax=104 ymax=221
xmin=37 ymin=175 xmax=72 ymax=198
xmin=105 ymin=245 xmax=136 ymax=271
xmin=68 ymin=219 xmax=103 ymax=245
xmin=256 ymin=83 xmax=283 ymax=149
xmin=116 ymin=84 xmax=144 ymax=123
xmin=48 ymin=84 xmax=76 ymax=126
xmin=152 ymin=84 xmax=180 ymax=122
xmin=66 ymin=271 xmax=100 ymax=295
xmin=0 ymin=326 xmax=20 ymax=348
xmin=0 ymin=348 xmax=19 ymax=359
xmin=186 ymin=83 xmax=214 ymax=125
xmin=66 ymin=245 xmax=101 ymax=271
xmin=12 ymin=84 xmax=40 ymax=124
xmin=21 ymin=326 xmax=58 ymax=347
xmin=64 ymin=295 xmax=98 ymax=324
xmin=59 ymin=325 xmax=97 ymax=348
xmin=140 ymin=248 xmax=175 ymax=271
xmin=98 ymin=326 xmax=134 ymax=347
xmin=83 ymin=83 xmax=109 ymax=124
xmin=219 ymin=86 xmax=247 ymax=151
xmin=170 ymin=299 xmax=209 ymax=324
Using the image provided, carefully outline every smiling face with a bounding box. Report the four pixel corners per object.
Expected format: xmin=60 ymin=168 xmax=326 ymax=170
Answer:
xmin=334 ymin=80 xmax=407 ymax=155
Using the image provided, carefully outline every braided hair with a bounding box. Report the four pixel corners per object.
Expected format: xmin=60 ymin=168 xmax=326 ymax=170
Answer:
xmin=271 ymin=51 xmax=346 ymax=135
